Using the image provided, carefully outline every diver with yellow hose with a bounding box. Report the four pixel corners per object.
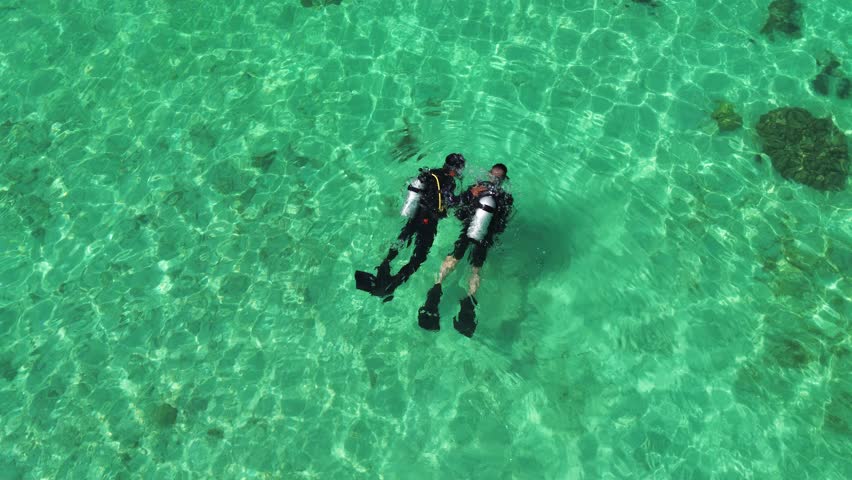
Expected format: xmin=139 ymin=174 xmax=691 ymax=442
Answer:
xmin=355 ymin=153 xmax=466 ymax=300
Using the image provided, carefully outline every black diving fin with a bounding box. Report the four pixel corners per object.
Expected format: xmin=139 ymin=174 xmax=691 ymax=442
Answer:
xmin=354 ymin=270 xmax=378 ymax=293
xmin=417 ymin=284 xmax=443 ymax=331
xmin=453 ymin=295 xmax=478 ymax=337
xmin=355 ymin=264 xmax=395 ymax=301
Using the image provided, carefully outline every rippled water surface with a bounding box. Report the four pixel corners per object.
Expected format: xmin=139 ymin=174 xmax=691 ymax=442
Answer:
xmin=1 ymin=0 xmax=850 ymax=478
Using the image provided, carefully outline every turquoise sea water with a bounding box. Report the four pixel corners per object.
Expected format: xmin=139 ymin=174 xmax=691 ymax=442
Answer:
xmin=1 ymin=0 xmax=850 ymax=478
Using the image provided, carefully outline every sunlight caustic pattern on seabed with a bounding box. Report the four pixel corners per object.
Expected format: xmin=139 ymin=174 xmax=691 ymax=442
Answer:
xmin=0 ymin=0 xmax=850 ymax=478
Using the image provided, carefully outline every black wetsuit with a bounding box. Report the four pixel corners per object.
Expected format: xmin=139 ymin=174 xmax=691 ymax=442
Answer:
xmin=450 ymin=182 xmax=513 ymax=267
xmin=377 ymin=167 xmax=459 ymax=293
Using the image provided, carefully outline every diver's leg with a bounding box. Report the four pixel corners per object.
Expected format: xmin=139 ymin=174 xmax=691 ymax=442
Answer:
xmin=393 ymin=225 xmax=435 ymax=285
xmin=384 ymin=220 xmax=417 ymax=264
xmin=438 ymin=232 xmax=468 ymax=284
xmin=384 ymin=221 xmax=437 ymax=294
xmin=453 ymin=242 xmax=488 ymax=336
xmin=455 ymin=266 xmax=480 ymax=337
xmin=377 ymin=219 xmax=418 ymax=281
xmin=437 ymin=256 xmax=458 ymax=284
xmin=468 ymin=267 xmax=481 ymax=297
xmin=467 ymin=241 xmax=489 ymax=296
xmin=417 ymin=229 xmax=466 ymax=328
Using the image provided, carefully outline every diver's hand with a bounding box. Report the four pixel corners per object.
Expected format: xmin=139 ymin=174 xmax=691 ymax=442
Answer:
xmin=470 ymin=185 xmax=487 ymax=197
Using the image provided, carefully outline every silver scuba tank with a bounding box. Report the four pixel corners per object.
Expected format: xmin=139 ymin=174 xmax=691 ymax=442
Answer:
xmin=400 ymin=178 xmax=424 ymax=218
xmin=467 ymin=195 xmax=496 ymax=241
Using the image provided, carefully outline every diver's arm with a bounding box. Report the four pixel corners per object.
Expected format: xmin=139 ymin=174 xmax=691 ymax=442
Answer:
xmin=445 ymin=189 xmax=461 ymax=208
xmin=493 ymin=194 xmax=514 ymax=233
xmin=443 ymin=176 xmax=463 ymax=208
xmin=469 ymin=185 xmax=488 ymax=197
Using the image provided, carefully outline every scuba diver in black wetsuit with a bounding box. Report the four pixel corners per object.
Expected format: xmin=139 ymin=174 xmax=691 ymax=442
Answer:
xmin=418 ymin=163 xmax=514 ymax=337
xmin=355 ymin=153 xmax=466 ymax=300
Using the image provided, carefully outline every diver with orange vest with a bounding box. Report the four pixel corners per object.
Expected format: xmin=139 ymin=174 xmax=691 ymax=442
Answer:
xmin=418 ymin=163 xmax=513 ymax=337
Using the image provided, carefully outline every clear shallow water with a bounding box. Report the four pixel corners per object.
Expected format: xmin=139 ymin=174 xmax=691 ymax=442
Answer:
xmin=1 ymin=0 xmax=850 ymax=478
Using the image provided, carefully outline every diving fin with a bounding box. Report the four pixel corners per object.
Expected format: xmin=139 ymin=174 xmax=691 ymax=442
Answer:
xmin=355 ymin=271 xmax=378 ymax=293
xmin=373 ymin=265 xmax=402 ymax=302
xmin=417 ymin=284 xmax=443 ymax=331
xmin=453 ymin=295 xmax=478 ymax=337
xmin=355 ymin=268 xmax=395 ymax=302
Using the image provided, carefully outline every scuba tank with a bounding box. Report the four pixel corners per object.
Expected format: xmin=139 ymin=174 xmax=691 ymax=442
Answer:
xmin=466 ymin=194 xmax=496 ymax=241
xmin=400 ymin=177 xmax=424 ymax=218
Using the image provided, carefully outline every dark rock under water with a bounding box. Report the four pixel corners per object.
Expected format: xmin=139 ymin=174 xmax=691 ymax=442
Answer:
xmin=755 ymin=107 xmax=849 ymax=191
xmin=761 ymin=0 xmax=803 ymax=39
xmin=711 ymin=101 xmax=743 ymax=132
xmin=838 ymin=78 xmax=851 ymax=99
xmin=301 ymin=0 xmax=342 ymax=7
